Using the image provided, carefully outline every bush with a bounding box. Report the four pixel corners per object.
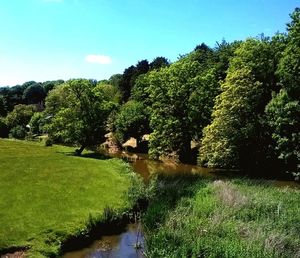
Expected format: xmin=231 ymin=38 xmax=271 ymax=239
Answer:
xmin=10 ymin=125 xmax=26 ymax=139
xmin=0 ymin=118 xmax=9 ymax=138
xmin=44 ymin=137 xmax=53 ymax=147
xmin=29 ymin=112 xmax=45 ymax=135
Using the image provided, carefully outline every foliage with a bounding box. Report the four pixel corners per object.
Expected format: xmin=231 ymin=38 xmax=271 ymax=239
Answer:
xmin=200 ymin=38 xmax=280 ymax=169
xmin=119 ymin=60 xmax=150 ymax=102
xmin=149 ymin=56 xmax=170 ymax=70
xmin=10 ymin=125 xmax=27 ymax=139
xmin=114 ymin=100 xmax=150 ymax=143
xmin=44 ymin=136 xmax=53 ymax=146
xmin=108 ymin=74 xmax=123 ymax=88
xmin=0 ymin=95 xmax=8 ymax=117
xmin=95 ymin=83 xmax=122 ymax=104
xmin=42 ymin=80 xmax=64 ymax=94
xmin=0 ymin=80 xmax=63 ymax=113
xmin=265 ymin=90 xmax=300 ymax=174
xmin=0 ymin=118 xmax=8 ymax=138
xmin=264 ymin=8 xmax=300 ymax=176
xmin=5 ymin=104 xmax=36 ymax=130
xmin=44 ymin=79 xmax=116 ymax=153
xmin=200 ymin=67 xmax=263 ymax=168
xmin=29 ymin=112 xmax=45 ymax=135
xmin=23 ymin=83 xmax=46 ymax=104
xmin=277 ymin=8 xmax=300 ymax=99
xmin=147 ymin=58 xmax=219 ymax=162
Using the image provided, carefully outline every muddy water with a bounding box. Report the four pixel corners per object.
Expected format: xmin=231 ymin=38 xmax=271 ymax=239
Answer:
xmin=108 ymin=151 xmax=218 ymax=180
xmin=62 ymin=223 xmax=145 ymax=258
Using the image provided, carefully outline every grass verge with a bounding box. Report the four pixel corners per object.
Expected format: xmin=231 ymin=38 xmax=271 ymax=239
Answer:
xmin=143 ymin=175 xmax=300 ymax=258
xmin=0 ymin=139 xmax=142 ymax=257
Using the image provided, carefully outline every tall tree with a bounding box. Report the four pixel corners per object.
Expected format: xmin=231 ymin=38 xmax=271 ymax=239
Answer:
xmin=23 ymin=83 xmax=46 ymax=104
xmin=266 ymin=8 xmax=300 ymax=176
xmin=0 ymin=95 xmax=7 ymax=117
xmin=5 ymin=104 xmax=36 ymax=130
xmin=149 ymin=57 xmax=170 ymax=70
xmin=200 ymin=38 xmax=280 ymax=170
xmin=148 ymin=58 xmax=219 ymax=162
xmin=45 ymin=79 xmax=116 ymax=154
xmin=114 ymin=100 xmax=150 ymax=144
xmin=119 ymin=60 xmax=150 ymax=102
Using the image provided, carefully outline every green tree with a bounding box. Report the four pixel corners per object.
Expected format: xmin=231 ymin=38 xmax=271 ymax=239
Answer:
xmin=95 ymin=83 xmax=122 ymax=104
xmin=23 ymin=83 xmax=46 ymax=104
xmin=265 ymin=8 xmax=300 ymax=175
xmin=29 ymin=112 xmax=45 ymax=135
xmin=149 ymin=57 xmax=170 ymax=70
xmin=199 ymin=38 xmax=281 ymax=169
xmin=5 ymin=104 xmax=36 ymax=130
xmin=119 ymin=60 xmax=150 ymax=102
xmin=199 ymin=67 xmax=264 ymax=168
xmin=148 ymin=59 xmax=219 ymax=162
xmin=42 ymin=80 xmax=64 ymax=94
xmin=45 ymin=79 xmax=116 ymax=154
xmin=0 ymin=95 xmax=7 ymax=117
xmin=114 ymin=100 xmax=150 ymax=144
xmin=108 ymin=74 xmax=122 ymax=88
xmin=0 ymin=118 xmax=8 ymax=138
xmin=265 ymin=90 xmax=300 ymax=174
xmin=10 ymin=125 xmax=27 ymax=139
xmin=277 ymin=8 xmax=300 ymax=99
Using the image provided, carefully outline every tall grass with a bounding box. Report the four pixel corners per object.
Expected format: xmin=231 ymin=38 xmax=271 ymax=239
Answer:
xmin=143 ymin=175 xmax=300 ymax=258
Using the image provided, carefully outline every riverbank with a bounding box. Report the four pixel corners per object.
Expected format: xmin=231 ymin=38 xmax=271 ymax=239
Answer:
xmin=143 ymin=175 xmax=300 ymax=258
xmin=0 ymin=139 xmax=142 ymax=257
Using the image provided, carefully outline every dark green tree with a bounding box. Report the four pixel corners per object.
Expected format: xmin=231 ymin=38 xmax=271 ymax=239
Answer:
xmin=148 ymin=58 xmax=219 ymax=162
xmin=114 ymin=100 xmax=150 ymax=144
xmin=0 ymin=95 xmax=8 ymax=117
xmin=0 ymin=118 xmax=8 ymax=138
xmin=29 ymin=112 xmax=45 ymax=135
xmin=265 ymin=8 xmax=300 ymax=176
xmin=149 ymin=57 xmax=170 ymax=70
xmin=23 ymin=83 xmax=46 ymax=104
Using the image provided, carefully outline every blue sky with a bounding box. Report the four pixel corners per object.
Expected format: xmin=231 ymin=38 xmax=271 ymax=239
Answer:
xmin=0 ymin=0 xmax=298 ymax=86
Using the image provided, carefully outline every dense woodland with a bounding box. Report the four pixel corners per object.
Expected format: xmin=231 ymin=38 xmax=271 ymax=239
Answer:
xmin=0 ymin=8 xmax=299 ymax=179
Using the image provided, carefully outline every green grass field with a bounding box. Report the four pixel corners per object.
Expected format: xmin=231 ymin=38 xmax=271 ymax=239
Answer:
xmin=144 ymin=176 xmax=300 ymax=258
xmin=0 ymin=139 xmax=134 ymax=257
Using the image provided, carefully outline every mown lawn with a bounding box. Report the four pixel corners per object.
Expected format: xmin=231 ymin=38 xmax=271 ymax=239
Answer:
xmin=0 ymin=139 xmax=134 ymax=257
xmin=144 ymin=175 xmax=300 ymax=258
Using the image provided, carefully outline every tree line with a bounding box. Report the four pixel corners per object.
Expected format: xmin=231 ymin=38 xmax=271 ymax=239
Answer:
xmin=0 ymin=8 xmax=299 ymax=178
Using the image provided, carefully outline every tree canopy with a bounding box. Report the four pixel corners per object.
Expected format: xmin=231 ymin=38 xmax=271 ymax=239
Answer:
xmin=44 ymin=79 xmax=116 ymax=154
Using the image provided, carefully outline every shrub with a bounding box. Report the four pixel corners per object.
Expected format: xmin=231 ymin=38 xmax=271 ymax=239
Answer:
xmin=0 ymin=118 xmax=9 ymax=138
xmin=29 ymin=112 xmax=45 ymax=135
xmin=44 ymin=137 xmax=53 ymax=147
xmin=10 ymin=125 xmax=26 ymax=139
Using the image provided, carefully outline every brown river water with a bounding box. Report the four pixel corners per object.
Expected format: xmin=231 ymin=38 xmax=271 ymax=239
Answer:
xmin=62 ymin=151 xmax=299 ymax=258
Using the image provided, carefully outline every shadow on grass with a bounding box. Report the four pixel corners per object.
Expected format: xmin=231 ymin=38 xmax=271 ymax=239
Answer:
xmin=56 ymin=151 xmax=112 ymax=160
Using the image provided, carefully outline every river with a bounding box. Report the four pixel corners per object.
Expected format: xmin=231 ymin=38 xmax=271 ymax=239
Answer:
xmin=62 ymin=150 xmax=299 ymax=258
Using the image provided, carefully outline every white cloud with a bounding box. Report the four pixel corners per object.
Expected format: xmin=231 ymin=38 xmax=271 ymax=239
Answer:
xmin=85 ymin=54 xmax=112 ymax=64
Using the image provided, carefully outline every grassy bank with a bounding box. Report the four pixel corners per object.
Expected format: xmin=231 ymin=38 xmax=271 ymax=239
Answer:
xmin=0 ymin=139 xmax=139 ymax=257
xmin=143 ymin=175 xmax=300 ymax=258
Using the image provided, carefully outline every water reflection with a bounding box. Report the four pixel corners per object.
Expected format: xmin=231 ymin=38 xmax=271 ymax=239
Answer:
xmin=63 ymin=224 xmax=145 ymax=258
xmin=108 ymin=151 xmax=216 ymax=180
